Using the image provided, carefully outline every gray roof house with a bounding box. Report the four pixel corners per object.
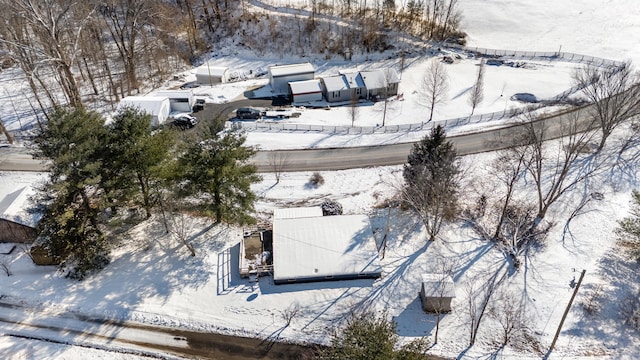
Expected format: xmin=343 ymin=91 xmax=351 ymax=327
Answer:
xmin=360 ymin=68 xmax=400 ymax=99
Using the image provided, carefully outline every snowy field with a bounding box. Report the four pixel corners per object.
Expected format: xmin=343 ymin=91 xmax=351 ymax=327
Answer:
xmin=1 ymin=0 xmax=640 ymax=359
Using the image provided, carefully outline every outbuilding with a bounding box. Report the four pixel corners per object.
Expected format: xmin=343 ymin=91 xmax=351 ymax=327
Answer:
xmin=269 ymin=63 xmax=315 ymax=95
xmin=272 ymin=208 xmax=382 ymax=284
xmin=360 ymin=68 xmax=400 ymax=99
xmin=419 ymin=274 xmax=456 ymax=313
xmin=195 ymin=64 xmax=230 ymax=85
xmin=0 ymin=187 xmax=39 ymax=244
xmin=155 ymin=89 xmax=195 ymax=112
xmin=289 ymin=79 xmax=323 ymax=104
xmin=117 ymin=96 xmax=171 ymax=127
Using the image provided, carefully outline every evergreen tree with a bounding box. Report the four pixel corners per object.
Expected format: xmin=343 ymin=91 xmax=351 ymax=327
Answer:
xmin=318 ymin=309 xmax=430 ymax=360
xmin=179 ymin=129 xmax=261 ymax=225
xmin=103 ymin=107 xmax=176 ymax=218
xmin=403 ymin=125 xmax=461 ymax=241
xmin=32 ymin=107 xmax=110 ymax=278
xmin=616 ymin=190 xmax=640 ymax=261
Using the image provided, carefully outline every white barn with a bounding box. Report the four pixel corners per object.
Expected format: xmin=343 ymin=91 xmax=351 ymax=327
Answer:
xmin=117 ymin=96 xmax=171 ymax=127
xmin=272 ymin=209 xmax=382 ymax=284
xmin=195 ymin=64 xmax=230 ymax=85
xmin=289 ymin=79 xmax=323 ymax=103
xmin=155 ymin=89 xmax=195 ymax=113
xmin=269 ymin=63 xmax=315 ymax=95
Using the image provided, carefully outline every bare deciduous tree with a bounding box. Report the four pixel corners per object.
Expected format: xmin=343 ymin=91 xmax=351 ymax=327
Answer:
xmin=466 ymin=269 xmax=504 ymax=346
xmin=422 ymin=59 xmax=449 ymax=122
xmin=468 ymin=59 xmax=485 ymax=117
xmin=573 ymin=61 xmax=640 ymax=151
xmin=349 ymin=92 xmax=360 ymax=127
xmin=0 ymin=116 xmax=14 ymax=144
xmin=268 ymin=152 xmax=290 ymax=184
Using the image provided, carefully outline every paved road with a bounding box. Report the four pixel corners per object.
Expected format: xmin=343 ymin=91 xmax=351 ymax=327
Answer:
xmin=0 ymin=300 xmax=313 ymax=359
xmin=0 ymin=106 xmax=592 ymax=173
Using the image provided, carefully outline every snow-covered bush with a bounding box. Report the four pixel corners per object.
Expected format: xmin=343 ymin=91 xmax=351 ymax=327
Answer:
xmin=321 ymin=200 xmax=343 ymax=216
xmin=308 ymin=172 xmax=325 ymax=187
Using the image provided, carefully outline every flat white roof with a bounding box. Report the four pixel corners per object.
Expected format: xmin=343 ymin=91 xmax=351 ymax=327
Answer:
xmin=0 ymin=187 xmax=39 ymax=227
xmin=273 ymin=214 xmax=382 ymax=283
xmin=118 ymin=96 xmax=169 ymax=116
xmin=288 ymin=79 xmax=322 ymax=94
xmin=321 ymin=75 xmax=350 ymax=92
xmin=195 ymin=65 xmax=228 ymax=77
xmin=155 ymin=89 xmax=194 ymax=99
xmin=269 ymin=63 xmax=315 ymax=77
xmin=421 ymin=274 xmax=456 ymax=298
xmin=273 ymin=206 xmax=323 ymax=220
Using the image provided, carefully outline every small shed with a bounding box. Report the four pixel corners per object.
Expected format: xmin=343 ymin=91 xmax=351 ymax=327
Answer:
xmin=269 ymin=63 xmax=315 ymax=95
xmin=0 ymin=187 xmax=39 ymax=243
xmin=420 ymin=274 xmax=456 ymax=313
xmin=320 ymin=75 xmax=352 ymax=103
xmin=155 ymin=90 xmax=195 ymax=112
xmin=289 ymin=79 xmax=323 ymax=103
xmin=195 ymin=64 xmax=230 ymax=85
xmin=117 ymin=96 xmax=171 ymax=127
xmin=360 ymin=68 xmax=400 ymax=99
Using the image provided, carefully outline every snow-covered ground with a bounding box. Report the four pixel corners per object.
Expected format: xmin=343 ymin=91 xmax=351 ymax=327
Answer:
xmin=1 ymin=1 xmax=640 ymax=359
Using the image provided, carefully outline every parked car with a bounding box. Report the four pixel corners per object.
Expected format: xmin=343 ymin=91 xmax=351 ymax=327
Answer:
xmin=193 ymin=98 xmax=205 ymax=112
xmin=172 ymin=114 xmax=198 ymax=129
xmin=236 ymin=107 xmax=262 ymax=120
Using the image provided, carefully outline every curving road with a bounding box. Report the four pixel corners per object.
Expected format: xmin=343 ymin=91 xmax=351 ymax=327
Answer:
xmin=0 ymin=105 xmax=594 ymax=173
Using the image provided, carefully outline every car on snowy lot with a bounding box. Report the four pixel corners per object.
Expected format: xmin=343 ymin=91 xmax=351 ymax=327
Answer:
xmin=171 ymin=114 xmax=198 ymax=129
xmin=193 ymin=98 xmax=205 ymax=112
xmin=236 ymin=107 xmax=262 ymax=120
xmin=510 ymin=93 xmax=538 ymax=103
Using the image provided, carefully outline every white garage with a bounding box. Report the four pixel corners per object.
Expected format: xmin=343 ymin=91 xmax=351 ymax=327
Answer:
xmin=269 ymin=63 xmax=315 ymax=95
xmin=155 ymin=90 xmax=195 ymax=112
xmin=117 ymin=96 xmax=171 ymax=127
xmin=289 ymin=79 xmax=323 ymax=104
xmin=195 ymin=64 xmax=230 ymax=85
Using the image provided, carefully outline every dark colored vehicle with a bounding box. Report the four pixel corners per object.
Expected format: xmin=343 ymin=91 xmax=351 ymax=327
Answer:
xmin=172 ymin=114 xmax=198 ymax=129
xmin=236 ymin=107 xmax=262 ymax=120
xmin=193 ymin=99 xmax=205 ymax=112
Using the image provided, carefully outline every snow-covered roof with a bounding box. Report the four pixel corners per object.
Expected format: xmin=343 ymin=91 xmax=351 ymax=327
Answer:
xmin=0 ymin=186 xmax=39 ymax=228
xmin=339 ymin=71 xmax=365 ymax=89
xmin=269 ymin=63 xmax=315 ymax=77
xmin=195 ymin=65 xmax=228 ymax=77
xmin=155 ymin=89 xmax=194 ymax=100
xmin=117 ymin=96 xmax=170 ymax=117
xmin=288 ymin=79 xmax=322 ymax=95
xmin=421 ymin=274 xmax=456 ymax=298
xmin=321 ymin=75 xmax=350 ymax=92
xmin=273 ymin=214 xmax=382 ymax=284
xmin=360 ymin=68 xmax=400 ymax=90
xmin=273 ymin=206 xmax=323 ymax=220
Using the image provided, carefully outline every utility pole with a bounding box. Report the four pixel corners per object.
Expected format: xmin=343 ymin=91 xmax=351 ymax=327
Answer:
xmin=549 ymin=269 xmax=586 ymax=354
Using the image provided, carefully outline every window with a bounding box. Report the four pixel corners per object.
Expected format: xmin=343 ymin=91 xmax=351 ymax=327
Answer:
xmin=333 ymin=91 xmax=340 ymax=98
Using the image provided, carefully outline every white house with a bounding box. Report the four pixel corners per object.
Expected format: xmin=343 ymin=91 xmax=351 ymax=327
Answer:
xmin=155 ymin=89 xmax=195 ymax=112
xmin=195 ymin=64 xmax=230 ymax=85
xmin=117 ymin=96 xmax=171 ymax=127
xmin=269 ymin=63 xmax=315 ymax=95
xmin=360 ymin=68 xmax=400 ymax=99
xmin=289 ymin=79 xmax=323 ymax=103
xmin=272 ymin=208 xmax=382 ymax=284
xmin=320 ymin=75 xmax=352 ymax=103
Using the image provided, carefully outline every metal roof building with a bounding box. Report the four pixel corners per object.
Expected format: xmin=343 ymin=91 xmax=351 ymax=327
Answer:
xmin=268 ymin=63 xmax=315 ymax=95
xmin=272 ymin=212 xmax=382 ymax=284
